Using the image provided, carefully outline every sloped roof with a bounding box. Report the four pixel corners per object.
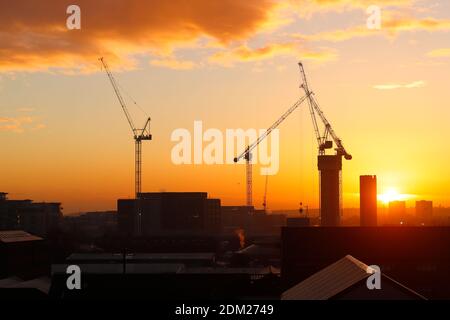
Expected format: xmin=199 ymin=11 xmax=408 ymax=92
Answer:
xmin=0 ymin=277 xmax=51 ymax=294
xmin=0 ymin=230 xmax=42 ymax=243
xmin=282 ymin=255 xmax=374 ymax=300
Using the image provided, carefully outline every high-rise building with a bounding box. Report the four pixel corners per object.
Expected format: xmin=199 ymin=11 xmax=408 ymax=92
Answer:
xmin=360 ymin=175 xmax=377 ymax=226
xmin=318 ymin=155 xmax=342 ymax=226
xmin=118 ymin=192 xmax=221 ymax=236
xmin=416 ymin=200 xmax=433 ymax=224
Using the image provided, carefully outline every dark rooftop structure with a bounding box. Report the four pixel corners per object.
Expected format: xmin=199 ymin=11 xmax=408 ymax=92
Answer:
xmin=0 ymin=193 xmax=62 ymax=237
xmin=50 ymin=259 xmax=280 ymax=299
xmin=118 ymin=192 xmax=221 ymax=236
xmin=282 ymin=226 xmax=450 ymax=299
xmin=0 ymin=230 xmax=46 ymax=280
xmin=67 ymin=252 xmax=216 ymax=267
xmin=282 ymin=255 xmax=425 ymax=300
xmin=0 ymin=230 xmax=42 ymax=243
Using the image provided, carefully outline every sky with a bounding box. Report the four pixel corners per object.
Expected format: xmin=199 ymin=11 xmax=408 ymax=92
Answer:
xmin=1 ymin=0 xmax=450 ymax=213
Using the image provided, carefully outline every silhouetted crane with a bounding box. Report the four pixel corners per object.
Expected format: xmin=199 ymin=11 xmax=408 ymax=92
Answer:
xmin=298 ymin=62 xmax=352 ymax=160
xmin=234 ymin=92 xmax=311 ymax=207
xmin=99 ymin=57 xmax=152 ymax=235
xmin=298 ymin=62 xmax=351 ymax=225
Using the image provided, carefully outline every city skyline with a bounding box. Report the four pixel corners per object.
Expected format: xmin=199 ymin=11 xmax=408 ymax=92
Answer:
xmin=1 ymin=0 xmax=450 ymax=213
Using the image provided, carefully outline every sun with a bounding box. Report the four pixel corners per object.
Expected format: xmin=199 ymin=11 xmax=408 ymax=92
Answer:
xmin=378 ymin=187 xmax=409 ymax=204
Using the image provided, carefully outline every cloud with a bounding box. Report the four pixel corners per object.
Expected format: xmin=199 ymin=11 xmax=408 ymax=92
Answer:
xmin=383 ymin=16 xmax=450 ymax=33
xmin=2 ymin=0 xmax=445 ymax=72
xmin=17 ymin=107 xmax=36 ymax=112
xmin=296 ymin=15 xmax=450 ymax=43
xmin=0 ymin=116 xmax=45 ymax=133
xmin=289 ymin=0 xmax=414 ymax=16
xmin=373 ymin=80 xmax=426 ymax=90
xmin=209 ymin=42 xmax=337 ymax=66
xmin=0 ymin=116 xmax=33 ymax=133
xmin=427 ymin=48 xmax=450 ymax=58
xmin=32 ymin=123 xmax=46 ymax=130
xmin=0 ymin=0 xmax=282 ymax=73
xmin=150 ymin=57 xmax=197 ymax=70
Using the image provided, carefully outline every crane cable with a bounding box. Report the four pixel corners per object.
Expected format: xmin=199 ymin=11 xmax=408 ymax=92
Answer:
xmin=99 ymin=58 xmax=149 ymax=118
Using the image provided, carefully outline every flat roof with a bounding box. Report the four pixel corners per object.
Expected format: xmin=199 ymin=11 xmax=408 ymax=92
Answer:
xmin=52 ymin=263 xmax=185 ymax=275
xmin=67 ymin=252 xmax=215 ymax=261
xmin=0 ymin=277 xmax=51 ymax=294
xmin=183 ymin=266 xmax=279 ymax=275
xmin=0 ymin=230 xmax=43 ymax=243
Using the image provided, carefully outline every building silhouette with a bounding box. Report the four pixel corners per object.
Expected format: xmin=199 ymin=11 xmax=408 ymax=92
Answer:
xmin=62 ymin=211 xmax=117 ymax=238
xmin=360 ymin=175 xmax=377 ymax=226
xmin=221 ymin=206 xmax=286 ymax=236
xmin=318 ymin=155 xmax=342 ymax=226
xmin=0 ymin=192 xmax=62 ymax=237
xmin=0 ymin=230 xmax=47 ymax=279
xmin=389 ymin=201 xmax=407 ymax=224
xmin=118 ymin=192 xmax=221 ymax=236
xmin=416 ymin=200 xmax=433 ymax=224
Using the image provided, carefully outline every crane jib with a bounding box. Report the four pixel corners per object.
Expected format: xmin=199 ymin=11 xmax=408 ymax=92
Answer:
xmin=234 ymin=93 xmax=311 ymax=163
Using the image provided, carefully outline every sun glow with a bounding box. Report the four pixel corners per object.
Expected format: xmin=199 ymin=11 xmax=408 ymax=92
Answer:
xmin=378 ymin=187 xmax=412 ymax=204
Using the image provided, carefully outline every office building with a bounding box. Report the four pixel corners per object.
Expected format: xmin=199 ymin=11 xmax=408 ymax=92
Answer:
xmin=118 ymin=192 xmax=221 ymax=236
xmin=0 ymin=192 xmax=62 ymax=237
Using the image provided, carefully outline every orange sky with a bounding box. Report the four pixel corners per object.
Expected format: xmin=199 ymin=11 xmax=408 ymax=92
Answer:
xmin=1 ymin=0 xmax=450 ymax=213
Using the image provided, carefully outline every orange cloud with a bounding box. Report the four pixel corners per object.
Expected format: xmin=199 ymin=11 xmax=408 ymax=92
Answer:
xmin=0 ymin=116 xmax=36 ymax=133
xmin=150 ymin=57 xmax=197 ymax=70
xmin=373 ymin=81 xmax=426 ymax=90
xmin=383 ymin=17 xmax=450 ymax=33
xmin=427 ymin=48 xmax=450 ymax=58
xmin=295 ymin=15 xmax=450 ymax=43
xmin=209 ymin=42 xmax=336 ymax=66
xmin=0 ymin=0 xmax=279 ymax=72
xmin=289 ymin=0 xmax=414 ymax=16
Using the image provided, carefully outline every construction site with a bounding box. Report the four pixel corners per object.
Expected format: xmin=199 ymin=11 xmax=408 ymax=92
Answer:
xmin=4 ymin=0 xmax=450 ymax=311
xmin=99 ymin=58 xmax=353 ymax=233
xmin=2 ymin=55 xmax=449 ymax=302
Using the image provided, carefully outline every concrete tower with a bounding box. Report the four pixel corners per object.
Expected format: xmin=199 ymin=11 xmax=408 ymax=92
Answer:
xmin=318 ymin=155 xmax=342 ymax=226
xmin=360 ymin=175 xmax=377 ymax=226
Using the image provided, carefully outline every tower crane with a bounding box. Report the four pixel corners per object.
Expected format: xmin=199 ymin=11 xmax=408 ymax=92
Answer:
xmin=234 ymin=92 xmax=311 ymax=207
xmin=298 ymin=62 xmax=352 ymax=160
xmin=99 ymin=57 xmax=152 ymax=235
xmin=298 ymin=62 xmax=352 ymax=226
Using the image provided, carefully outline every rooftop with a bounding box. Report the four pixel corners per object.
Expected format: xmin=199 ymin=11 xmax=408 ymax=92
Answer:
xmin=282 ymin=255 xmax=370 ymax=300
xmin=67 ymin=252 xmax=216 ymax=262
xmin=0 ymin=230 xmax=43 ymax=244
xmin=52 ymin=263 xmax=185 ymax=275
xmin=282 ymin=255 xmax=425 ymax=300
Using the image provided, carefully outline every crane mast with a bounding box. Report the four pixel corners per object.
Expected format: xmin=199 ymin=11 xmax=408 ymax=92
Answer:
xmin=99 ymin=57 xmax=152 ymax=235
